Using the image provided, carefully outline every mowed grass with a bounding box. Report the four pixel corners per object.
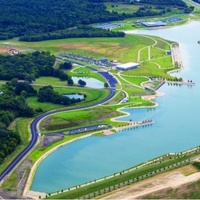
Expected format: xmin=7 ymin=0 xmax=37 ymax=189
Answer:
xmin=140 ymin=47 xmax=149 ymax=61
xmin=120 ymin=75 xmax=148 ymax=87
xmin=35 ymin=77 xmax=68 ymax=87
xmin=150 ymin=47 xmax=167 ymax=59
xmin=3 ymin=35 xmax=155 ymax=62
xmin=152 ymin=56 xmax=173 ymax=69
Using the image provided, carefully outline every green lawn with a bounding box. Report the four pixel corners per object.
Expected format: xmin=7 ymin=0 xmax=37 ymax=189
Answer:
xmin=140 ymin=47 xmax=149 ymax=61
xmin=120 ymin=75 xmax=148 ymax=87
xmin=35 ymin=77 xmax=68 ymax=87
xmin=150 ymin=47 xmax=167 ymax=59
xmin=152 ymin=56 xmax=173 ymax=69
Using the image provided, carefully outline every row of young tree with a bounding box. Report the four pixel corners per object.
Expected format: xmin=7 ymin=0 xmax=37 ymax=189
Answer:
xmin=19 ymin=27 xmax=125 ymax=42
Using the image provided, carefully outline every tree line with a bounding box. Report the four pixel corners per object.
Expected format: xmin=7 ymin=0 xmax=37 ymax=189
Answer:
xmin=19 ymin=26 xmax=125 ymax=42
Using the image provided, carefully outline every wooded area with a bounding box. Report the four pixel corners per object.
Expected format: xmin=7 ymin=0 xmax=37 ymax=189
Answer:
xmin=0 ymin=0 xmax=189 ymax=41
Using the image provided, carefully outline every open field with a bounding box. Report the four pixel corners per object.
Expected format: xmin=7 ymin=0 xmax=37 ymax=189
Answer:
xmin=105 ymin=2 xmax=185 ymax=15
xmin=120 ymin=75 xmax=148 ymax=87
xmin=1 ymin=35 xmax=155 ymax=62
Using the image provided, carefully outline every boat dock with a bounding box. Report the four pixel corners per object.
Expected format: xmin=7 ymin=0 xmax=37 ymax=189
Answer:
xmin=115 ymin=120 xmax=154 ymax=131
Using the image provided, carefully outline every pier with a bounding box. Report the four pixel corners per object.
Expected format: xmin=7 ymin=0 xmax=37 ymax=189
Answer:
xmin=166 ymin=80 xmax=196 ymax=86
xmin=115 ymin=120 xmax=154 ymax=131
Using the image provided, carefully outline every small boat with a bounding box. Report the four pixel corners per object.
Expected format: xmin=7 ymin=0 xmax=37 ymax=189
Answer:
xmin=198 ymin=41 xmax=200 ymax=44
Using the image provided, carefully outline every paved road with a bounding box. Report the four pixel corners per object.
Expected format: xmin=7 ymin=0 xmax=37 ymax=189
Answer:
xmin=0 ymin=68 xmax=117 ymax=183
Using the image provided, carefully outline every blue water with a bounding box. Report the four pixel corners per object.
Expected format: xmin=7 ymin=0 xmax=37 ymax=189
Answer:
xmin=72 ymin=77 xmax=104 ymax=88
xmin=64 ymin=93 xmax=84 ymax=100
xmin=31 ymin=21 xmax=200 ymax=193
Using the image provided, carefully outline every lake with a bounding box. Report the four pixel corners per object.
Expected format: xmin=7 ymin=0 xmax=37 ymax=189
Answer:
xmin=72 ymin=77 xmax=104 ymax=88
xmin=64 ymin=93 xmax=84 ymax=100
xmin=31 ymin=21 xmax=200 ymax=193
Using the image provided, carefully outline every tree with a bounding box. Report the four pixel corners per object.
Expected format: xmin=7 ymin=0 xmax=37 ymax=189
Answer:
xmin=78 ymin=79 xmax=86 ymax=87
xmin=104 ymin=82 xmax=109 ymax=88
xmin=25 ymin=74 xmax=35 ymax=83
xmin=59 ymin=62 xmax=73 ymax=70
xmin=67 ymin=78 xmax=74 ymax=86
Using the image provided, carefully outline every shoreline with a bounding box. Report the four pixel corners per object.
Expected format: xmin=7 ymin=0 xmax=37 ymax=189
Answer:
xmin=23 ymin=91 xmax=162 ymax=199
xmin=23 ymin=20 xmax=186 ymax=198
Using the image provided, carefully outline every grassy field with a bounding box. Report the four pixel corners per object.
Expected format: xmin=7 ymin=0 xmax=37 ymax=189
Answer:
xmin=105 ymin=2 xmax=184 ymax=16
xmin=120 ymin=75 xmax=148 ymax=87
xmin=1 ymin=35 xmax=155 ymax=62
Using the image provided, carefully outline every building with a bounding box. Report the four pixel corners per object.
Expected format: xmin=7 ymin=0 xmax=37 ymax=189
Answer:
xmin=141 ymin=21 xmax=166 ymax=27
xmin=116 ymin=62 xmax=140 ymax=71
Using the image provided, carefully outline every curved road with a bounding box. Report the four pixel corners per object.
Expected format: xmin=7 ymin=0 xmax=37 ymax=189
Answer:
xmin=0 ymin=71 xmax=118 ymax=183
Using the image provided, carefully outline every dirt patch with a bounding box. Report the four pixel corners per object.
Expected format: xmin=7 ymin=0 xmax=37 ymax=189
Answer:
xmin=102 ymin=130 xmax=115 ymax=135
xmin=179 ymin=165 xmax=198 ymax=176
xmin=0 ymin=46 xmax=10 ymax=53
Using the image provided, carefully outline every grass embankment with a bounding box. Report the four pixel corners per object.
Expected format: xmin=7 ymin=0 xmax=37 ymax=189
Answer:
xmin=40 ymin=97 xmax=154 ymax=133
xmin=40 ymin=106 xmax=125 ymax=133
xmin=46 ymin=155 xmax=192 ymax=199
xmin=29 ymin=133 xmax=87 ymax=163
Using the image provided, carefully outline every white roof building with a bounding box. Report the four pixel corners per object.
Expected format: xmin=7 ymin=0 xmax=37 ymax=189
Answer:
xmin=116 ymin=62 xmax=140 ymax=71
